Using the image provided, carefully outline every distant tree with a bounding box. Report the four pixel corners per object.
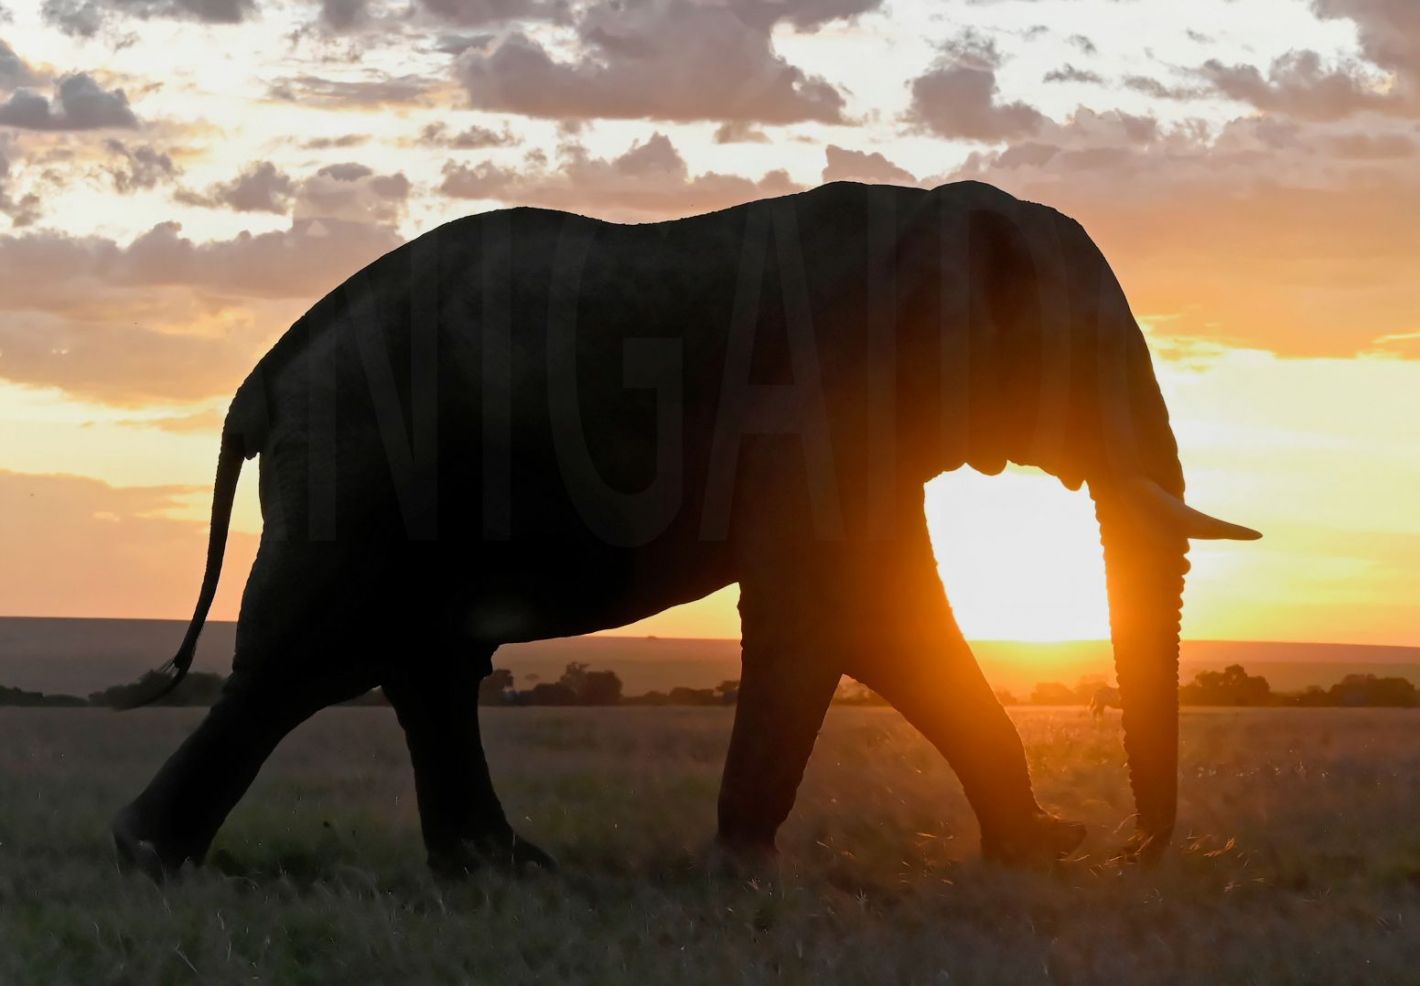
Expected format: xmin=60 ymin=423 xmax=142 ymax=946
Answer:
xmin=1288 ymin=685 xmax=1331 ymax=707
xmin=544 ymin=662 xmax=623 ymax=705
xmin=1030 ymin=682 xmax=1078 ymax=705
xmin=479 ymin=668 xmax=516 ymax=706
xmin=1179 ymin=665 xmax=1271 ymax=706
xmin=574 ymin=669 xmax=623 ymax=706
xmin=714 ymin=680 xmax=740 ymax=705
xmin=559 ymin=662 xmax=590 ymax=695
xmin=995 ymin=689 xmax=1020 ymax=707
xmin=0 ymin=684 xmax=87 ymax=707
xmin=667 ymin=686 xmax=719 ymax=706
xmin=1329 ymin=674 xmax=1417 ymax=708
xmin=624 ymin=690 xmax=669 ymax=706
xmin=523 ymin=682 xmax=577 ymax=706
xmin=89 ymin=670 xmax=228 ymax=707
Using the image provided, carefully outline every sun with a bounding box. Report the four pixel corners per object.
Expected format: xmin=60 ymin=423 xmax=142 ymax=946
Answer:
xmin=611 ymin=465 xmax=1114 ymax=643
xmin=924 ymin=467 xmax=1111 ymax=642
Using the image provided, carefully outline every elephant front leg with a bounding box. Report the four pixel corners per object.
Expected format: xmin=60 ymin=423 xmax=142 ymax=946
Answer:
xmin=715 ymin=568 xmax=844 ymax=857
xmin=384 ymin=654 xmax=554 ymax=875
xmin=718 ymin=529 xmax=1084 ymax=865
xmin=840 ymin=531 xmax=1085 ymax=864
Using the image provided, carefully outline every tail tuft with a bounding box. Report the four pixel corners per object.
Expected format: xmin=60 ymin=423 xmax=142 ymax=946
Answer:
xmin=111 ymin=660 xmax=185 ymax=710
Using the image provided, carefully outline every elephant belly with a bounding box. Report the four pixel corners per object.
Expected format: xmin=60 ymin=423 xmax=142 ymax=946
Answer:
xmin=444 ymin=537 xmax=737 ymax=645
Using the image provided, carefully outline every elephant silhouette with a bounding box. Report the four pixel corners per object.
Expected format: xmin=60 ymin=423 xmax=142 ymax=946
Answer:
xmin=112 ymin=181 xmax=1259 ymax=880
xmin=1090 ymin=685 xmax=1122 ymax=720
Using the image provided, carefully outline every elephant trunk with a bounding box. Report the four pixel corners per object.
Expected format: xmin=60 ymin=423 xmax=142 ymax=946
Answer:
xmin=1072 ymin=264 xmax=1257 ymax=855
xmin=1091 ymin=484 xmax=1188 ymax=855
xmin=1090 ymin=476 xmax=1258 ymax=855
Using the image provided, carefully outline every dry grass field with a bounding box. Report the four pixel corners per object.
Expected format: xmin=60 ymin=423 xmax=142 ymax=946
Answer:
xmin=3 ymin=705 xmax=1420 ymax=984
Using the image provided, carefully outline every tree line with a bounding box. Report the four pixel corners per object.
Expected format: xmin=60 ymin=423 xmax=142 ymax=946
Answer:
xmin=1009 ymin=664 xmax=1419 ymax=708
xmin=2 ymin=662 xmax=1416 ymax=709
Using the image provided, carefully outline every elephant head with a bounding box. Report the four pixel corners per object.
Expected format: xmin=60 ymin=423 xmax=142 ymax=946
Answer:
xmin=898 ymin=181 xmax=1261 ymax=856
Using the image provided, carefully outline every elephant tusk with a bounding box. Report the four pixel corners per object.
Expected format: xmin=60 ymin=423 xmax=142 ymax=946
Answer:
xmin=1128 ymin=478 xmax=1263 ymax=541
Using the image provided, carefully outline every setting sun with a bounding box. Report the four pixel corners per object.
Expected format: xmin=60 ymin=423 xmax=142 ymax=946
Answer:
xmin=926 ymin=469 xmax=1110 ymax=642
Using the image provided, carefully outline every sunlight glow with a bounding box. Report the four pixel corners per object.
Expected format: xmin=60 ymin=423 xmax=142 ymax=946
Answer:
xmin=925 ymin=469 xmax=1111 ymax=642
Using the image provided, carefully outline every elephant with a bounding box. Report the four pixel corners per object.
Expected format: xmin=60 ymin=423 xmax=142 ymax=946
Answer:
xmin=111 ymin=179 xmax=1259 ymax=881
xmin=1089 ymin=686 xmax=1122 ymax=720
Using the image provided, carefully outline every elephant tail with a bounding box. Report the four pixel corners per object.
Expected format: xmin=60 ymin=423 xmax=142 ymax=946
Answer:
xmin=115 ymin=426 xmax=247 ymax=709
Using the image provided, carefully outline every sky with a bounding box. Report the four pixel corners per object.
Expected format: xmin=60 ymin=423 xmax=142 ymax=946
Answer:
xmin=0 ymin=0 xmax=1415 ymax=645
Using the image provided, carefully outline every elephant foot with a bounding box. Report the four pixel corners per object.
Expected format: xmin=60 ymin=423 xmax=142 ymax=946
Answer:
xmin=981 ymin=812 xmax=1087 ymax=867
xmin=707 ymin=833 xmax=780 ymax=880
xmin=427 ymin=829 xmax=557 ymax=879
xmin=111 ymin=805 xmax=187 ymax=884
xmin=1117 ymin=828 xmax=1170 ymax=865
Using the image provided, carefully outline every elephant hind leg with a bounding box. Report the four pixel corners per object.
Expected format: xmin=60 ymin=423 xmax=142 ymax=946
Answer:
xmin=114 ymin=661 xmax=376 ymax=879
xmin=115 ymin=540 xmax=395 ymax=878
xmin=383 ymin=653 xmax=555 ymax=875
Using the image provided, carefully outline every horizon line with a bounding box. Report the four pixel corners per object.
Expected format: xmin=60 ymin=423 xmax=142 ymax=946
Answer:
xmin=0 ymin=615 xmax=1416 ymax=652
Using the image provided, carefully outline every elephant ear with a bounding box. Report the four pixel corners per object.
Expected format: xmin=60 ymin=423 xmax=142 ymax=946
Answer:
xmin=890 ymin=184 xmax=1067 ymax=474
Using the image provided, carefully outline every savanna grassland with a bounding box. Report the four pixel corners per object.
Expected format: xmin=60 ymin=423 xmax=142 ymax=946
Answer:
xmin=4 ymin=706 xmax=1420 ymax=985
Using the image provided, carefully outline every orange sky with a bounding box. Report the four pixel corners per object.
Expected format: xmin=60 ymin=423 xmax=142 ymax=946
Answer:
xmin=0 ymin=0 xmax=1416 ymax=645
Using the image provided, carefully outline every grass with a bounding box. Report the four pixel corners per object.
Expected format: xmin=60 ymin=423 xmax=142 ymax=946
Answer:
xmin=3 ymin=706 xmax=1420 ymax=984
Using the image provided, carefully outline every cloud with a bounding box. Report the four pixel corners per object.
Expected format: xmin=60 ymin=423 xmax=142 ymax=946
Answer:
xmin=318 ymin=0 xmax=369 ymax=30
xmin=0 ymin=73 xmax=139 ymax=130
xmin=725 ymin=0 xmax=881 ymax=31
xmin=268 ymin=73 xmax=437 ymax=107
xmin=1328 ymin=132 xmax=1415 ymax=158
xmin=821 ymin=144 xmax=916 ymax=185
xmin=907 ymin=34 xmax=1047 ymax=140
xmin=950 ymin=111 xmax=1420 ymax=359
xmin=0 ymin=469 xmax=256 ymax=622
xmin=0 ymin=308 xmax=255 ymax=404
xmin=37 ymin=0 xmax=103 ymax=35
xmin=439 ymin=131 xmax=800 ymax=221
xmin=455 ymin=0 xmax=865 ymax=124
xmin=40 ymin=0 xmax=254 ymax=37
xmin=309 ymin=0 xmax=565 ymax=33
xmin=1124 ymin=75 xmax=1211 ymax=100
xmin=0 ymin=136 xmax=40 ymax=226
xmin=1313 ymin=0 xmax=1420 ymax=87
xmin=177 ymin=161 xmax=295 ymax=214
xmin=179 ymin=160 xmax=410 ymax=223
xmin=0 ymin=219 xmax=402 ymax=402
xmin=414 ymin=120 xmax=517 ymax=148
xmin=294 ymin=162 xmax=411 ymax=225
xmin=0 ymin=219 xmax=400 ymax=303
xmin=1200 ymin=50 xmax=1405 ymax=121
xmin=0 ymin=38 xmax=40 ymax=88
xmin=111 ymin=407 xmax=226 ymax=433
xmin=713 ymin=121 xmax=770 ymax=143
xmin=1044 ymin=64 xmax=1103 ymax=84
xmin=301 ymin=133 xmax=369 ymax=149
xmin=104 ymin=140 xmax=178 ymax=193
xmin=416 ymin=0 xmax=566 ymax=27
xmin=1370 ymin=330 xmax=1420 ymax=358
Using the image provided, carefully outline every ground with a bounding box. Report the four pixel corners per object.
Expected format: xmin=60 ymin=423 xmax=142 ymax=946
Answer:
xmin=3 ymin=706 xmax=1420 ymax=984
